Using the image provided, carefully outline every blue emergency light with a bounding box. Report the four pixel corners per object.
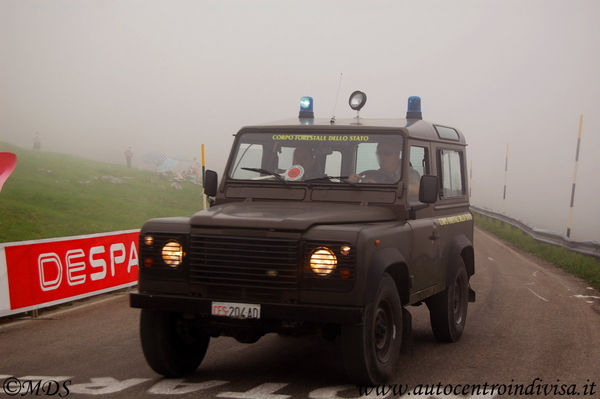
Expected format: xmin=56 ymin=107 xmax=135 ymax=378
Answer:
xmin=299 ymin=96 xmax=314 ymax=119
xmin=406 ymin=96 xmax=422 ymax=120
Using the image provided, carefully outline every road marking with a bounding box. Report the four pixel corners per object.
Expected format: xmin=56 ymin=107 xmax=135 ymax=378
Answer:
xmin=0 ymin=292 xmax=129 ymax=331
xmin=524 ymin=282 xmax=535 ymax=286
xmin=309 ymin=385 xmax=390 ymax=399
xmin=527 ymin=288 xmax=549 ymax=302
xmin=149 ymin=379 xmax=228 ymax=395
xmin=69 ymin=377 xmax=149 ymax=395
xmin=19 ymin=376 xmax=72 ymax=382
xmin=586 ymin=287 xmax=594 ymax=290
xmin=533 ymin=271 xmax=538 ymax=277
xmin=573 ymin=295 xmax=600 ymax=300
xmin=487 ymin=257 xmax=494 ymax=261
xmin=217 ymin=383 xmax=290 ymax=399
xmin=476 ymin=228 xmax=572 ymax=291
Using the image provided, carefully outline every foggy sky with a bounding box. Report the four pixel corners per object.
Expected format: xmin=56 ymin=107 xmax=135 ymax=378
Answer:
xmin=1 ymin=0 xmax=599 ymax=241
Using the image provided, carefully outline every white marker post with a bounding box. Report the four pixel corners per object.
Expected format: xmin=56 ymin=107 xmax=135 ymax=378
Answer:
xmin=469 ymin=159 xmax=473 ymax=198
xmin=202 ymin=144 xmax=207 ymax=210
xmin=502 ymin=144 xmax=509 ymax=214
xmin=566 ymin=115 xmax=583 ymax=238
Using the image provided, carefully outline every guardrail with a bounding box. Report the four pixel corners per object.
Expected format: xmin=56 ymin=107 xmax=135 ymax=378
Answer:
xmin=470 ymin=205 xmax=600 ymax=259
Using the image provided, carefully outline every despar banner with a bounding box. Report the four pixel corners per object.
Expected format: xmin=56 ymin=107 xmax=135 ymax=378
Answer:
xmin=0 ymin=230 xmax=139 ymax=315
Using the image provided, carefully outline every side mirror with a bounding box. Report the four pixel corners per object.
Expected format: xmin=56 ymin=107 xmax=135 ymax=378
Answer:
xmin=204 ymin=170 xmax=218 ymax=197
xmin=418 ymin=175 xmax=438 ymax=204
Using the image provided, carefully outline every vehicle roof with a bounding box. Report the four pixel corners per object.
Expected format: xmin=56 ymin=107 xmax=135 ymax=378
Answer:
xmin=240 ymin=117 xmax=467 ymax=145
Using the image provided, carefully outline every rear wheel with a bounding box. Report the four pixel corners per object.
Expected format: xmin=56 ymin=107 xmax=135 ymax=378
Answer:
xmin=140 ymin=309 xmax=209 ymax=377
xmin=342 ymin=274 xmax=403 ymax=384
xmin=427 ymin=258 xmax=469 ymax=342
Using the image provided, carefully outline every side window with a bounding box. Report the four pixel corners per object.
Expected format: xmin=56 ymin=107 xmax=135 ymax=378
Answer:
xmin=408 ymin=146 xmax=428 ymax=202
xmin=438 ymin=149 xmax=464 ymax=198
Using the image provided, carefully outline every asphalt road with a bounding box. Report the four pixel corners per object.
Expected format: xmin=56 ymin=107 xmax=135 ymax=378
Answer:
xmin=1 ymin=228 xmax=599 ymax=398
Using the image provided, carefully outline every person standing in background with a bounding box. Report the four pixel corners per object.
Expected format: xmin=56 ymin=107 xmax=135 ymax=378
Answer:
xmin=33 ymin=132 xmax=41 ymax=150
xmin=124 ymin=146 xmax=133 ymax=168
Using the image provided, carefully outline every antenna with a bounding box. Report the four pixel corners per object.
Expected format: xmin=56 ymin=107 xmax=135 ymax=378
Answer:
xmin=330 ymin=73 xmax=343 ymax=124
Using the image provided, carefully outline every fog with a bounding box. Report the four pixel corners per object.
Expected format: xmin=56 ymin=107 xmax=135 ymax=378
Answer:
xmin=1 ymin=0 xmax=599 ymax=241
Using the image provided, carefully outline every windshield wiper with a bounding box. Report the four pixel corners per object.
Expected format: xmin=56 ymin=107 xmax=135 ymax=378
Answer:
xmin=241 ymin=167 xmax=287 ymax=184
xmin=304 ymin=176 xmax=358 ymax=187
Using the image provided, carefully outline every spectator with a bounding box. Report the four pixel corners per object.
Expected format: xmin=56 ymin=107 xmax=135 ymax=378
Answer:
xmin=124 ymin=146 xmax=133 ymax=168
xmin=33 ymin=133 xmax=41 ymax=151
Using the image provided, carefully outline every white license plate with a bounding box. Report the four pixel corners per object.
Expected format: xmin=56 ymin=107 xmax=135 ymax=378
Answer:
xmin=211 ymin=301 xmax=261 ymax=319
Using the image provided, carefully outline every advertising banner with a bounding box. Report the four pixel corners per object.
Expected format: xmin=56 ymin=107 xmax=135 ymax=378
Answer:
xmin=0 ymin=230 xmax=139 ymax=317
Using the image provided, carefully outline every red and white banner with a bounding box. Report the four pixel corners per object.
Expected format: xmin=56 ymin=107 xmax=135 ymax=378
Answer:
xmin=0 ymin=230 xmax=139 ymax=317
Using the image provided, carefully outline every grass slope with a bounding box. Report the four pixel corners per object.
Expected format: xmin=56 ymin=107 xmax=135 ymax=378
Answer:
xmin=474 ymin=212 xmax=600 ymax=291
xmin=0 ymin=142 xmax=204 ymax=243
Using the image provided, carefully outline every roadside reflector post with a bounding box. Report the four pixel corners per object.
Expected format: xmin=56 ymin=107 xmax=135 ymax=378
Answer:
xmin=566 ymin=115 xmax=583 ymax=239
xmin=469 ymin=159 xmax=473 ymax=198
xmin=202 ymin=144 xmax=207 ymax=210
xmin=502 ymin=144 xmax=509 ymax=214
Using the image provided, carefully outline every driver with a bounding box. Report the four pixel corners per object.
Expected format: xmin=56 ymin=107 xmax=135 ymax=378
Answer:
xmin=349 ymin=142 xmax=402 ymax=184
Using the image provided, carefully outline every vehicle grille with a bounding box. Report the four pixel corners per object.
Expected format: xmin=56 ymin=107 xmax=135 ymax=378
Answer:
xmin=189 ymin=235 xmax=300 ymax=296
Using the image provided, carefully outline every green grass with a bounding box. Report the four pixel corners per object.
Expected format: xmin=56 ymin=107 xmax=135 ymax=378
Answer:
xmin=0 ymin=142 xmax=205 ymax=243
xmin=474 ymin=212 xmax=600 ymax=291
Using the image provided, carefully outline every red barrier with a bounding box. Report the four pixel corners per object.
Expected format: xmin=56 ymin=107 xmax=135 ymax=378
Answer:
xmin=0 ymin=230 xmax=139 ymax=316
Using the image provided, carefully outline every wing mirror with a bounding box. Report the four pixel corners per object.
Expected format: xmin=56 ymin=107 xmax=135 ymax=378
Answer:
xmin=418 ymin=175 xmax=439 ymax=204
xmin=204 ymin=170 xmax=218 ymax=198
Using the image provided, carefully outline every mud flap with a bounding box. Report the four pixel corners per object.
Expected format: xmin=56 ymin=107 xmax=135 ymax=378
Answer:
xmin=401 ymin=308 xmax=412 ymax=355
xmin=468 ymin=285 xmax=476 ymax=302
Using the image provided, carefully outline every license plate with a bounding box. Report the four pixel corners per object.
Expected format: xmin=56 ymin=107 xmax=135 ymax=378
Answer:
xmin=211 ymin=301 xmax=261 ymax=319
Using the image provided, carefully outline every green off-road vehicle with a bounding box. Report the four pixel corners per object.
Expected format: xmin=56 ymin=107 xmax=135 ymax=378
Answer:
xmin=130 ymin=92 xmax=475 ymax=384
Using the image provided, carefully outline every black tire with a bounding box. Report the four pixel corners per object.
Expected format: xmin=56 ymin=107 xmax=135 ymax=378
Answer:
xmin=342 ymin=274 xmax=403 ymax=384
xmin=427 ymin=258 xmax=469 ymax=343
xmin=140 ymin=309 xmax=209 ymax=377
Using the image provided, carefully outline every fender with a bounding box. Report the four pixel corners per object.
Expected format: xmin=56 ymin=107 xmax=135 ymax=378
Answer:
xmin=446 ymin=234 xmax=475 ymax=302
xmin=365 ymin=247 xmax=411 ymax=305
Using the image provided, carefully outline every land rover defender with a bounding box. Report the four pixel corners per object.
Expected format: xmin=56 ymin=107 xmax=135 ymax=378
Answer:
xmin=130 ymin=92 xmax=475 ymax=384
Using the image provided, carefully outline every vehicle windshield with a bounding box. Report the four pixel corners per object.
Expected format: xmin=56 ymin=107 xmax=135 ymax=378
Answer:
xmin=229 ymin=132 xmax=404 ymax=184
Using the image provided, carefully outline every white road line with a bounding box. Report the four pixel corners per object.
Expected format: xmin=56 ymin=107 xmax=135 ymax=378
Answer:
xmin=487 ymin=257 xmax=494 ymax=261
xmin=0 ymin=292 xmax=129 ymax=331
xmin=217 ymin=383 xmax=290 ymax=399
xmin=148 ymin=379 xmax=228 ymax=395
xmin=476 ymin=228 xmax=573 ymax=291
xmin=527 ymin=288 xmax=549 ymax=302
xmin=533 ymin=271 xmax=538 ymax=277
xmin=573 ymin=295 xmax=600 ymax=300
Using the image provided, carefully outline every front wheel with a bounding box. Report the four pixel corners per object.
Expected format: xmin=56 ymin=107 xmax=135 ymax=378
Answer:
xmin=140 ymin=309 xmax=210 ymax=377
xmin=427 ymin=258 xmax=469 ymax=342
xmin=342 ymin=274 xmax=403 ymax=384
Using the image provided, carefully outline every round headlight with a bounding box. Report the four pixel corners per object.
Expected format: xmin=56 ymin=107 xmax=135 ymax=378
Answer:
xmin=162 ymin=241 xmax=183 ymax=267
xmin=310 ymin=247 xmax=337 ymax=276
xmin=349 ymin=90 xmax=367 ymax=111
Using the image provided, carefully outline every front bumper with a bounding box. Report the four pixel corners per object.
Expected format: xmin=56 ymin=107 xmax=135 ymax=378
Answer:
xmin=130 ymin=291 xmax=363 ymax=324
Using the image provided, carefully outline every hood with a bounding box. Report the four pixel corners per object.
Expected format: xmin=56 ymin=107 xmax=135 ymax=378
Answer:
xmin=190 ymin=201 xmax=396 ymax=230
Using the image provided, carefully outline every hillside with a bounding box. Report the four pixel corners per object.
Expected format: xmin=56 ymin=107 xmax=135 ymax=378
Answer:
xmin=0 ymin=142 xmax=205 ymax=243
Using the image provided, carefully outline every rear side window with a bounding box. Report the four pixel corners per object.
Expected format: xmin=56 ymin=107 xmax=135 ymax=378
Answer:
xmin=438 ymin=149 xmax=464 ymax=198
xmin=434 ymin=125 xmax=459 ymax=141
